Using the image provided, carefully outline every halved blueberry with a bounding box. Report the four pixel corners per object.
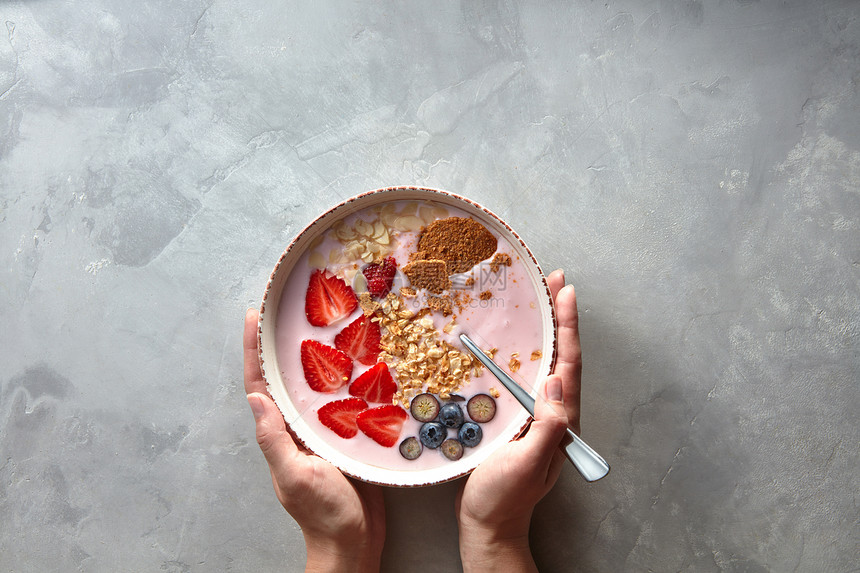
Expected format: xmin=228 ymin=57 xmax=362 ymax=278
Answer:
xmin=439 ymin=403 xmax=464 ymax=428
xmin=458 ymin=422 xmax=483 ymax=447
xmin=441 ymin=438 xmax=464 ymax=461
xmin=399 ymin=436 xmax=423 ymax=460
xmin=418 ymin=421 xmax=447 ymax=449
xmin=410 ymin=393 xmax=440 ymax=422
xmin=467 ymin=393 xmax=496 ymax=423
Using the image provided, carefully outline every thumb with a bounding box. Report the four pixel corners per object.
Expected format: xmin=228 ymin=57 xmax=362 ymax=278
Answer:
xmin=517 ymin=376 xmax=569 ymax=472
xmin=247 ymin=392 xmax=298 ymax=471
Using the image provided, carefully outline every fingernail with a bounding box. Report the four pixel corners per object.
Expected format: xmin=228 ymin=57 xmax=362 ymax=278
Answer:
xmin=544 ymin=376 xmax=562 ymax=402
xmin=247 ymin=394 xmax=265 ymax=420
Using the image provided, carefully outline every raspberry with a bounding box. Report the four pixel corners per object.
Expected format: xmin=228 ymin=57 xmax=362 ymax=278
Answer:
xmin=362 ymin=257 xmax=397 ymax=298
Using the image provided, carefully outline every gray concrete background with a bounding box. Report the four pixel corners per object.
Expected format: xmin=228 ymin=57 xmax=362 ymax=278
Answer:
xmin=1 ymin=1 xmax=857 ymax=571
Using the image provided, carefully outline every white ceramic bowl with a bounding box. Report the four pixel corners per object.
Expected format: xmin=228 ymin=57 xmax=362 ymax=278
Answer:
xmin=258 ymin=187 xmax=557 ymax=487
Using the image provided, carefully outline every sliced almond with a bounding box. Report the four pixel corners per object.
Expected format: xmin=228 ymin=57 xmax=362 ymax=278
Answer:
xmin=372 ymin=220 xmax=386 ymax=239
xmin=394 ymin=215 xmax=424 ymax=232
xmin=355 ymin=219 xmax=373 ymax=237
xmin=418 ymin=205 xmax=435 ymax=224
xmin=381 ymin=212 xmax=399 ymax=227
xmin=399 ymin=202 xmax=418 ymax=216
xmin=344 ymin=241 xmax=364 ymax=259
xmin=431 ymin=205 xmax=449 ymax=219
xmin=352 ymin=273 xmax=367 ymax=292
xmin=335 ymin=225 xmax=356 ymax=241
xmin=308 ymin=251 xmax=326 ymax=269
xmin=376 ymin=229 xmax=390 ymax=245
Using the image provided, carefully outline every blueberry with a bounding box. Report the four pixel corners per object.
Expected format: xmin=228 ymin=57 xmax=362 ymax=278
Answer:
xmin=458 ymin=422 xmax=483 ymax=447
xmin=441 ymin=438 xmax=464 ymax=461
xmin=418 ymin=421 xmax=447 ymax=449
xmin=410 ymin=393 xmax=440 ymax=422
xmin=439 ymin=403 xmax=464 ymax=428
xmin=467 ymin=393 xmax=496 ymax=423
xmin=399 ymin=436 xmax=422 ymax=460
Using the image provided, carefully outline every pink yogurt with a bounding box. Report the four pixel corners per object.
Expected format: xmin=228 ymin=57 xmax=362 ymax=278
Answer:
xmin=274 ymin=200 xmax=545 ymax=472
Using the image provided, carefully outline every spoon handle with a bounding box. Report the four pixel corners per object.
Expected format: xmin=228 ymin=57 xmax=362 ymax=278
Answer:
xmin=459 ymin=334 xmax=610 ymax=482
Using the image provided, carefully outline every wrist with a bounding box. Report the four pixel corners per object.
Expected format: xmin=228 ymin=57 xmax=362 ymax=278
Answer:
xmin=457 ymin=515 xmax=536 ymax=573
xmin=304 ymin=533 xmax=382 ymax=573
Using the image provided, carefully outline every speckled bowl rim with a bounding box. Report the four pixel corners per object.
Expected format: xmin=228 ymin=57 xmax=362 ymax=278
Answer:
xmin=258 ymin=186 xmax=558 ymax=487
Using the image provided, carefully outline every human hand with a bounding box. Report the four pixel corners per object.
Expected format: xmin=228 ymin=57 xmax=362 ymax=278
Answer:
xmin=243 ymin=308 xmax=386 ymax=573
xmin=455 ymin=269 xmax=581 ymax=572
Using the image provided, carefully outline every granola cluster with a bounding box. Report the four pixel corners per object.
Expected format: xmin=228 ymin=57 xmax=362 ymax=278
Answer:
xmin=371 ymin=292 xmax=479 ymax=406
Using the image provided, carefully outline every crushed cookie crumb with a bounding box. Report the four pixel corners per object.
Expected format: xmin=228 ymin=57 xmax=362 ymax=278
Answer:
xmin=451 ymin=290 xmax=472 ymax=313
xmin=489 ymin=252 xmax=513 ymax=273
xmin=427 ymin=295 xmax=453 ymax=316
xmin=409 ymin=250 xmax=428 ymax=263
xmin=530 ymin=350 xmax=542 ymax=361
xmin=418 ymin=217 xmax=497 ymax=274
xmin=509 ymin=354 xmax=521 ymax=373
xmin=402 ymin=259 xmax=451 ymax=294
xmin=479 ymin=290 xmax=492 ymax=301
xmin=465 ymin=276 xmax=475 ymax=287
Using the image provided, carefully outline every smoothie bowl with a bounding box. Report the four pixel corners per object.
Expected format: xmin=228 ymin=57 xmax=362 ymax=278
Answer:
xmin=258 ymin=187 xmax=557 ymax=487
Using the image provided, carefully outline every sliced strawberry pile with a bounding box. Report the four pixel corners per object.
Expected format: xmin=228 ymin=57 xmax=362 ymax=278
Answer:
xmin=356 ymin=405 xmax=408 ymax=447
xmin=300 ymin=340 xmax=353 ymax=393
xmin=362 ymin=257 xmax=397 ymax=298
xmin=305 ymin=269 xmax=358 ymax=327
xmin=334 ymin=315 xmax=381 ymax=366
xmin=349 ymin=362 xmax=397 ymax=404
xmin=317 ymin=397 xmax=369 ymax=439
xmin=301 ymin=265 xmax=407 ymax=448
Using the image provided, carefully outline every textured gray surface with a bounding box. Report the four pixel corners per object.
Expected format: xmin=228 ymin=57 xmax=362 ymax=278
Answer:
xmin=1 ymin=1 xmax=858 ymax=571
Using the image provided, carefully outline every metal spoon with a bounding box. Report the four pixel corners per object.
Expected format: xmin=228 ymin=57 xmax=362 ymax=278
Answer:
xmin=459 ymin=334 xmax=610 ymax=482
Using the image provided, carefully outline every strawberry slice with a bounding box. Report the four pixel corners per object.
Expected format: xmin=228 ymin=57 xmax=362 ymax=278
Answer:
xmin=349 ymin=363 xmax=397 ymax=404
xmin=356 ymin=404 xmax=407 ymax=447
xmin=305 ymin=269 xmax=358 ymax=327
xmin=362 ymin=257 xmax=397 ymax=298
xmin=317 ymin=397 xmax=369 ymax=439
xmin=300 ymin=340 xmax=353 ymax=393
xmin=334 ymin=314 xmax=381 ymax=366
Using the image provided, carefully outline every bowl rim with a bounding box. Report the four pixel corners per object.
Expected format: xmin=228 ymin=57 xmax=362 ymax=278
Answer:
xmin=257 ymin=186 xmax=558 ymax=487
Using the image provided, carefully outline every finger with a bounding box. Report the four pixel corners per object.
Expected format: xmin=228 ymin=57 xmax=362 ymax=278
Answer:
xmin=248 ymin=392 xmax=301 ymax=480
xmin=547 ymin=268 xmax=565 ymax=302
xmin=553 ymin=285 xmax=582 ymax=433
xmin=545 ymin=447 xmax=567 ymax=487
xmin=244 ymin=308 xmax=266 ymax=395
xmin=517 ymin=375 xmax=569 ymax=481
